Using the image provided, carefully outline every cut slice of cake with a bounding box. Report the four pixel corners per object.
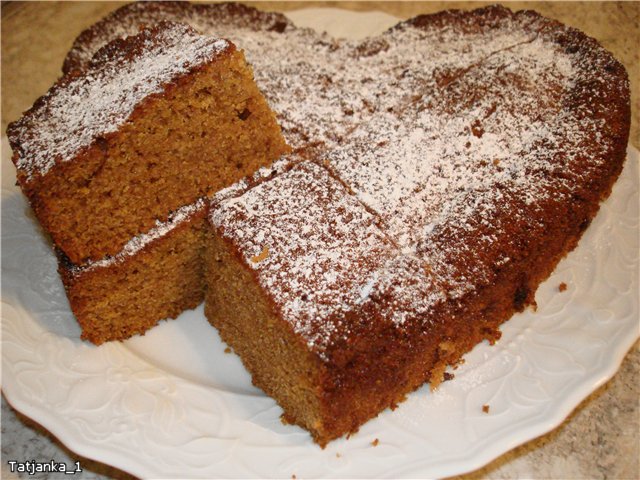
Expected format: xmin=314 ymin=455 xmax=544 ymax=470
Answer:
xmin=8 ymin=21 xmax=289 ymax=264
xmin=205 ymin=159 xmax=450 ymax=446
xmin=57 ymin=199 xmax=208 ymax=345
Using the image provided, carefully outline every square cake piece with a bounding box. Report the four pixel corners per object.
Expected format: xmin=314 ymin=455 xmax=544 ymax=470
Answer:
xmin=58 ymin=199 xmax=208 ymax=345
xmin=206 ymin=159 xmax=450 ymax=446
xmin=8 ymin=21 xmax=288 ymax=264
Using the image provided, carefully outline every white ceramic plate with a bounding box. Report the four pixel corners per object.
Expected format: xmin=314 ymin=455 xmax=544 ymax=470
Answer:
xmin=2 ymin=8 xmax=639 ymax=479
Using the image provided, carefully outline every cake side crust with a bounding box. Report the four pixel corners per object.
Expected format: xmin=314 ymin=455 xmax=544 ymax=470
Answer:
xmin=204 ymin=225 xmax=328 ymax=439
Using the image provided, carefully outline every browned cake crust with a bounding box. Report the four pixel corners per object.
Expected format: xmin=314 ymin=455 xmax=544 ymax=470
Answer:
xmin=8 ymin=21 xmax=288 ymax=264
xmin=27 ymin=2 xmax=631 ymax=447
xmin=62 ymin=1 xmax=292 ymax=75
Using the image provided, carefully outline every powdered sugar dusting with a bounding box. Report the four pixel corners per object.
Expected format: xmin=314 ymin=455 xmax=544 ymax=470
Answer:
xmin=212 ymin=160 xmax=447 ymax=354
xmin=59 ymin=4 xmax=628 ymax=354
xmin=212 ymin=161 xmax=411 ymax=353
xmin=207 ymin=7 xmax=625 ymax=353
xmin=63 ymin=1 xmax=290 ymax=73
xmin=59 ymin=3 xmax=544 ymax=149
xmin=211 ymin=156 xmax=296 ymax=207
xmin=327 ymin=30 xmax=620 ymax=300
xmin=10 ymin=22 xmax=230 ymax=182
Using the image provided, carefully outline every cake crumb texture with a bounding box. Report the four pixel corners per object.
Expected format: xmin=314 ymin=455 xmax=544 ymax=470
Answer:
xmin=59 ymin=202 xmax=209 ymax=345
xmin=10 ymin=1 xmax=630 ymax=447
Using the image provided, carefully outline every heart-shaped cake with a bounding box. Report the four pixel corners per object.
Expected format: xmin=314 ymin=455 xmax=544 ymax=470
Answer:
xmin=11 ymin=2 xmax=631 ymax=446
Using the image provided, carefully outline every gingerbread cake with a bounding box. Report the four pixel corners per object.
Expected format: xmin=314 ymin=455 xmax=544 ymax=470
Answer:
xmin=12 ymin=2 xmax=629 ymax=446
xmin=57 ymin=199 xmax=208 ymax=345
xmin=8 ymin=21 xmax=288 ymax=264
xmin=206 ymin=4 xmax=627 ymax=445
xmin=203 ymin=8 xmax=629 ymax=441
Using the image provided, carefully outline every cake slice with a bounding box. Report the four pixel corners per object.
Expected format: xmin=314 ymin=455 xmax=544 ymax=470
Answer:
xmin=205 ymin=160 xmax=451 ymax=445
xmin=8 ymin=21 xmax=288 ymax=264
xmin=57 ymin=199 xmax=208 ymax=345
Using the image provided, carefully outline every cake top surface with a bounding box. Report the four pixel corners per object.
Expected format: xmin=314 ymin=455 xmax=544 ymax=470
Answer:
xmin=211 ymin=160 xmax=444 ymax=355
xmin=8 ymin=21 xmax=232 ymax=183
xmin=327 ymin=29 xmax=628 ymax=298
xmin=57 ymin=3 xmax=545 ymax=149
xmin=61 ymin=2 xmax=629 ymax=154
xmin=63 ymin=1 xmax=291 ymax=74
xmin=203 ymin=4 xmax=628 ymax=356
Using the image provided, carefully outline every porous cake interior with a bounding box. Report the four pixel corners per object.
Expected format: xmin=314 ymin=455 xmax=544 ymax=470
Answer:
xmin=61 ymin=212 xmax=208 ymax=345
xmin=204 ymin=230 xmax=325 ymax=439
xmin=32 ymin=48 xmax=287 ymax=264
xmin=18 ymin=2 xmax=629 ymax=449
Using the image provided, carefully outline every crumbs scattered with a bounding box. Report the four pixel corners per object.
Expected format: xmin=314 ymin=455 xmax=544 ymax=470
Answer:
xmin=224 ymin=346 xmax=232 ymax=354
xmin=371 ymin=438 xmax=379 ymax=447
xmin=482 ymin=404 xmax=490 ymax=414
xmin=443 ymin=372 xmax=455 ymax=381
xmin=291 ymin=475 xmax=296 ymax=479
xmin=558 ymin=282 xmax=568 ymax=292
xmin=336 ymin=452 xmax=342 ymax=458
